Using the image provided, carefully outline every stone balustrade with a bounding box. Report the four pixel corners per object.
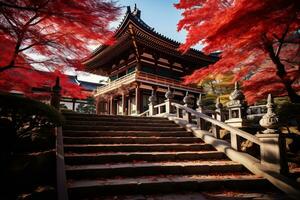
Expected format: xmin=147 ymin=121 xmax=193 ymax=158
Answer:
xmin=139 ymin=83 xmax=288 ymax=175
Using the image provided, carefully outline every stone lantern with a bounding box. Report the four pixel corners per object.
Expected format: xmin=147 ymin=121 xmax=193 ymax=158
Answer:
xmin=225 ymin=82 xmax=249 ymax=127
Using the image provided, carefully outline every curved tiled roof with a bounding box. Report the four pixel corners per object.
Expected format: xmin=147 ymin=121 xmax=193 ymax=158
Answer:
xmin=90 ymin=5 xmax=209 ymax=58
xmin=84 ymin=5 xmax=218 ymax=72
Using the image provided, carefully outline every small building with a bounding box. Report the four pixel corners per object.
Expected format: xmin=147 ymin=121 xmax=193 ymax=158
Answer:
xmin=60 ymin=75 xmax=104 ymax=111
xmin=84 ymin=6 xmax=217 ymax=115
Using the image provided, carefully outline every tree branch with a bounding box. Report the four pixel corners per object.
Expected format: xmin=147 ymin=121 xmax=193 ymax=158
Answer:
xmin=262 ymin=34 xmax=286 ymax=77
xmin=275 ymin=24 xmax=290 ymax=57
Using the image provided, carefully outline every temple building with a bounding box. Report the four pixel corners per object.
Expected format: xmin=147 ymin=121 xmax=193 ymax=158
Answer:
xmin=84 ymin=5 xmax=218 ymax=115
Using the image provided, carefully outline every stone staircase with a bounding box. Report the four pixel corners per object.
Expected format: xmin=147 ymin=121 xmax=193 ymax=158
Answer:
xmin=62 ymin=112 xmax=287 ymax=200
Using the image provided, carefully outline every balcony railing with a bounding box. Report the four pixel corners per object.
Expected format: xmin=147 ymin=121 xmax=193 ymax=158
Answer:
xmin=94 ymin=71 xmax=202 ymax=96
xmin=95 ymin=71 xmax=136 ymax=96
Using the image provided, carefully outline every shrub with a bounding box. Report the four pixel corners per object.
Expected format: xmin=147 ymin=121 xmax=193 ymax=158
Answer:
xmin=0 ymin=92 xmax=64 ymax=136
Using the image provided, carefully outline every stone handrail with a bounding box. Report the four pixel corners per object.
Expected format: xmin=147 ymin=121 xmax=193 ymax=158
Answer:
xmin=153 ymin=102 xmax=166 ymax=108
xmin=55 ymin=127 xmax=69 ymax=200
xmin=172 ymin=103 xmax=261 ymax=145
xmin=154 ymin=102 xmax=167 ymax=115
xmin=135 ymin=84 xmax=294 ymax=196
xmin=138 ymin=110 xmax=150 ymax=117
xmin=171 ymin=102 xmax=287 ymax=175
xmin=136 ymin=84 xmax=288 ymax=176
xmin=248 ymin=104 xmax=267 ymax=114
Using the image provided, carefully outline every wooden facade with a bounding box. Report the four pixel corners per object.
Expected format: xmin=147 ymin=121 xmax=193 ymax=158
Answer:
xmin=84 ymin=6 xmax=218 ymax=115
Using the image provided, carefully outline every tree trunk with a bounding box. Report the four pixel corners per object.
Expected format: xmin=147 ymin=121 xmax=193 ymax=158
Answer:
xmin=273 ymin=60 xmax=300 ymax=103
xmin=264 ymin=39 xmax=300 ymax=103
xmin=282 ymin=80 xmax=300 ymax=103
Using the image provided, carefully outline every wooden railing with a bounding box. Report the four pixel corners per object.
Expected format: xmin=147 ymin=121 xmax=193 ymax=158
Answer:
xmin=94 ymin=71 xmax=203 ymax=97
xmin=95 ymin=71 xmax=136 ymax=96
xmin=136 ymin=71 xmax=202 ymax=93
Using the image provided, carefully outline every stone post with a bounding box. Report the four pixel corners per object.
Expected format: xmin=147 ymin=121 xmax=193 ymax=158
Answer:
xmin=196 ymin=93 xmax=205 ymax=130
xmin=196 ymin=94 xmax=205 ymax=129
xmin=148 ymin=90 xmax=157 ymax=116
xmin=196 ymin=93 xmax=204 ymax=113
xmin=257 ymin=94 xmax=288 ymax=174
xmin=212 ymin=97 xmax=223 ymax=139
xmin=51 ymin=77 xmax=62 ymax=110
xmin=215 ymin=97 xmax=224 ymax=121
xmin=183 ymin=91 xmax=193 ymax=123
xmin=165 ymin=86 xmax=174 ymax=114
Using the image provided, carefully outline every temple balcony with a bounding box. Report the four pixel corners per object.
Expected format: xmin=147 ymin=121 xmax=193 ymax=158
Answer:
xmin=94 ymin=71 xmax=202 ymax=97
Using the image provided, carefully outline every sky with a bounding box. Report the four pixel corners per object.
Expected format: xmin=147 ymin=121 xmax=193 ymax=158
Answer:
xmin=77 ymin=0 xmax=192 ymax=83
xmin=114 ymin=0 xmax=186 ymax=43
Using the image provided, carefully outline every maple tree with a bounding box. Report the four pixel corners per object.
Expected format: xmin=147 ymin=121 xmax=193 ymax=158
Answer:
xmin=201 ymin=72 xmax=234 ymax=95
xmin=0 ymin=0 xmax=120 ymax=98
xmin=175 ymin=0 xmax=300 ymax=104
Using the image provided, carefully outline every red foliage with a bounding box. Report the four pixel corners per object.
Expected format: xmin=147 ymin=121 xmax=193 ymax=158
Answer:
xmin=0 ymin=0 xmax=120 ymax=98
xmin=175 ymin=0 xmax=300 ymax=103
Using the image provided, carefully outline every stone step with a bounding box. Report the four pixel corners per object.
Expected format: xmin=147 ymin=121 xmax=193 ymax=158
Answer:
xmin=65 ymin=118 xmax=175 ymax=124
xmin=63 ymin=136 xmax=203 ymax=144
xmin=64 ymin=151 xmax=228 ymax=165
xmin=68 ymin=175 xmax=272 ymax=199
xmin=64 ymin=120 xmax=177 ymax=127
xmin=63 ymin=130 xmax=193 ymax=137
xmin=96 ymin=191 xmax=289 ymax=200
xmin=63 ymin=125 xmax=185 ymax=132
xmin=64 ymin=143 xmax=214 ymax=153
xmin=66 ymin=161 xmax=246 ymax=179
xmin=63 ymin=113 xmax=167 ymax=121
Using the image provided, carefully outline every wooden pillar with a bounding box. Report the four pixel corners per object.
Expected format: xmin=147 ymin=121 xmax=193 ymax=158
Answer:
xmin=95 ymin=97 xmax=100 ymax=115
xmin=72 ymin=99 xmax=76 ymax=111
xmin=128 ymin=94 xmax=131 ymax=115
xmin=122 ymin=92 xmax=126 ymax=115
xmin=107 ymin=99 xmax=110 ymax=115
xmin=135 ymin=83 xmax=141 ymax=114
xmin=109 ymin=96 xmax=113 ymax=115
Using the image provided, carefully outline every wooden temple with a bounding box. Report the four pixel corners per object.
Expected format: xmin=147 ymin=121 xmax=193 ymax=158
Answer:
xmin=84 ymin=5 xmax=218 ymax=115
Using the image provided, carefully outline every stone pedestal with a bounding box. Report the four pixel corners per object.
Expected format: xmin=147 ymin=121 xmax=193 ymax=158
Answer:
xmin=148 ymin=103 xmax=156 ymax=116
xmin=165 ymin=86 xmax=174 ymax=114
xmin=196 ymin=94 xmax=204 ymax=113
xmin=256 ymin=133 xmax=288 ymax=174
xmin=148 ymin=90 xmax=157 ymax=116
xmin=183 ymin=92 xmax=193 ymax=123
